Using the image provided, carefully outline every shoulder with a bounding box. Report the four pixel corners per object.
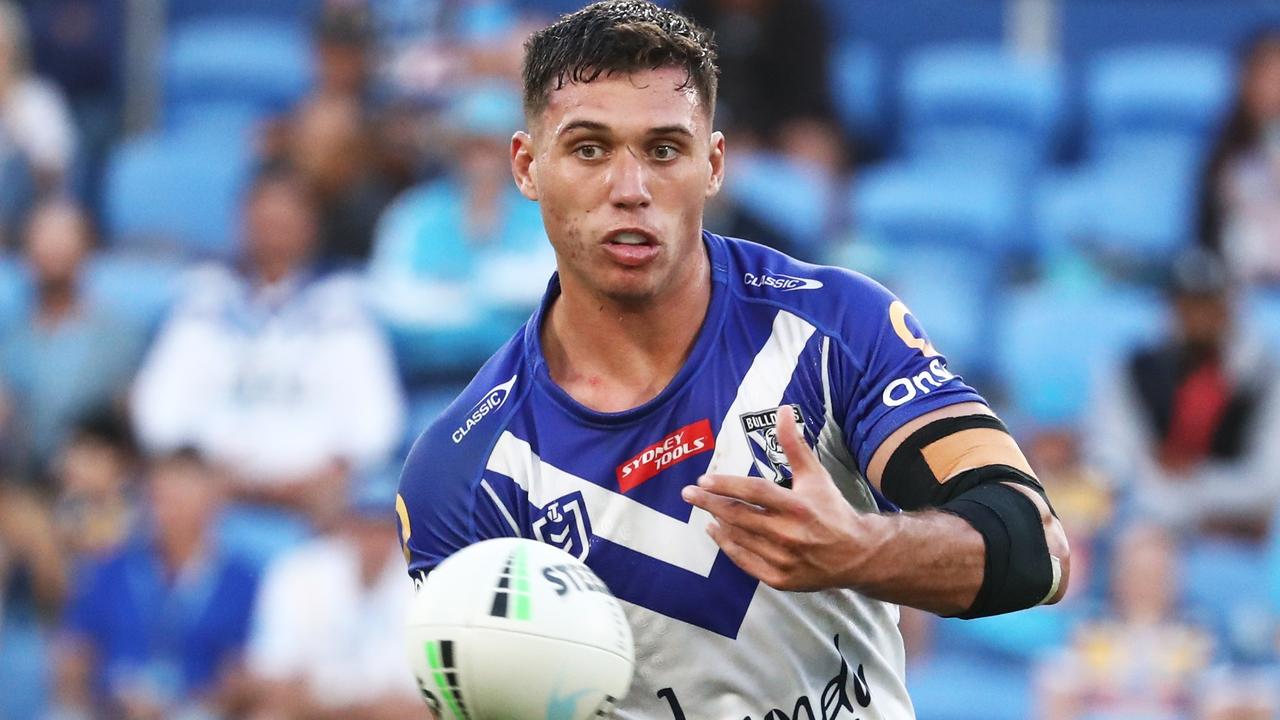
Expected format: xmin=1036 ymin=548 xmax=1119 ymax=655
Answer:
xmin=7 ymin=78 xmax=71 ymax=118
xmin=298 ymin=270 xmax=375 ymax=326
xmin=169 ymin=263 xmax=242 ymax=321
xmin=720 ymin=234 xmax=901 ymax=353
xmin=260 ymin=537 xmax=347 ymax=591
xmin=400 ymin=331 xmax=531 ymax=491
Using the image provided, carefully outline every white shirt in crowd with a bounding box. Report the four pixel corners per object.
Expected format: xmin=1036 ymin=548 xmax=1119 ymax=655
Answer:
xmin=130 ymin=265 xmax=405 ymax=483
xmin=0 ymin=77 xmax=76 ymax=177
xmin=246 ymin=536 xmax=420 ymax=707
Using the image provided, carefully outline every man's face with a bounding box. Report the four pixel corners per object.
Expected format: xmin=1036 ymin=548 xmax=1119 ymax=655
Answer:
xmin=244 ymin=180 xmax=318 ymax=275
xmin=512 ymin=67 xmax=725 ymax=304
xmin=25 ymin=204 xmax=88 ymax=290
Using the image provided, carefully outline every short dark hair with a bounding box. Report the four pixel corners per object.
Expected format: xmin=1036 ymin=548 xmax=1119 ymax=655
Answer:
xmin=521 ymin=1 xmax=718 ymax=121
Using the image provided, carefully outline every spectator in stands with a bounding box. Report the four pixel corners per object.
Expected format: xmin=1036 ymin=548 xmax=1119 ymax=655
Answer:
xmin=1089 ymin=248 xmax=1280 ymax=542
xmin=51 ymin=411 xmax=139 ymax=558
xmin=54 ymin=449 xmax=258 ymax=720
xmin=0 ymin=1 xmax=77 ymax=195
xmin=245 ymin=467 xmax=426 ymax=720
xmin=1199 ymin=29 xmax=1280 ymax=285
xmin=367 ymin=83 xmax=551 ymax=333
xmin=21 ymin=0 xmax=126 ymax=210
xmin=0 ymin=200 xmax=143 ymax=482
xmin=1036 ymin=523 xmax=1212 ymax=720
xmin=314 ymin=1 xmax=377 ymax=106
xmin=0 ymin=478 xmax=67 ymax=623
xmin=287 ymin=94 xmax=395 ymax=266
xmin=130 ymin=164 xmax=404 ymax=540
xmin=678 ymin=0 xmax=842 ymax=172
xmin=1026 ymin=428 xmax=1113 ymax=598
xmin=0 ymin=474 xmax=66 ymax=718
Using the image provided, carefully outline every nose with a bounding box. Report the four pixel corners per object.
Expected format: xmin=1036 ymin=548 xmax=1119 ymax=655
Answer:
xmin=608 ymin=147 xmax=652 ymax=210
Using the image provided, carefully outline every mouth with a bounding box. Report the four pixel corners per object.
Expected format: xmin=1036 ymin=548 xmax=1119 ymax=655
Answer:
xmin=602 ymin=228 xmax=661 ymax=267
xmin=604 ymin=228 xmax=659 ymax=246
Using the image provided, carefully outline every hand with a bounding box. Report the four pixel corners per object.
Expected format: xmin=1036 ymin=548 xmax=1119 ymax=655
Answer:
xmin=681 ymin=406 xmax=882 ymax=591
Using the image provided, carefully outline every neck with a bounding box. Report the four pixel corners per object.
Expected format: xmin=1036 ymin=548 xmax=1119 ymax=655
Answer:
xmin=36 ymin=283 xmax=79 ymax=325
xmin=543 ymin=240 xmax=712 ymax=413
xmin=159 ymin=529 xmax=203 ymax=577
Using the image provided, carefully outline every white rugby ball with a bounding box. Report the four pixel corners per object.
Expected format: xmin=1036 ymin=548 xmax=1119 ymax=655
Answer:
xmin=406 ymin=538 xmax=635 ymax=719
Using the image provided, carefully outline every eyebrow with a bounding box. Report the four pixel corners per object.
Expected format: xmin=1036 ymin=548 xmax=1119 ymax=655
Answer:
xmin=556 ymin=120 xmax=695 ymax=139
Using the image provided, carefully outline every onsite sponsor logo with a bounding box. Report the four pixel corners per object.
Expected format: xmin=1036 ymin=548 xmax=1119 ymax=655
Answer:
xmin=880 ymin=358 xmax=956 ymax=408
xmin=452 ymin=374 xmax=518 ymax=443
xmin=615 ymin=419 xmax=715 ymax=493
xmin=743 ymin=271 xmax=825 ymax=292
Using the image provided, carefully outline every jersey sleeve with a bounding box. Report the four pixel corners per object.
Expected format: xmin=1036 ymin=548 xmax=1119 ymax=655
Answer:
xmin=829 ymin=276 xmax=987 ymax=474
xmin=395 ymin=402 xmax=523 ymax=581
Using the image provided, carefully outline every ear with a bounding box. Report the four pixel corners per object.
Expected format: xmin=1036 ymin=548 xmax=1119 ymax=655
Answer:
xmin=705 ymin=130 xmax=726 ymax=198
xmin=511 ymin=131 xmax=539 ymax=201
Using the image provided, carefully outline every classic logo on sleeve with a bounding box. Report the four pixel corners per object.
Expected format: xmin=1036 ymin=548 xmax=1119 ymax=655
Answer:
xmin=738 ymin=404 xmax=813 ymax=486
xmin=452 ymin=374 xmax=518 ymax=443
xmin=615 ymin=419 xmax=715 ymax=493
xmin=743 ymin=272 xmax=824 ymax=292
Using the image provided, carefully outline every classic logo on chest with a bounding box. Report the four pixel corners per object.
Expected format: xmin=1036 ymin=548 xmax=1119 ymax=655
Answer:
xmin=615 ymin=419 xmax=716 ymax=493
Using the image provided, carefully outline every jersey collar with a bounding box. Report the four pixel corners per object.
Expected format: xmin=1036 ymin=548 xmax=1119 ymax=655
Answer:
xmin=524 ymin=230 xmax=731 ymax=426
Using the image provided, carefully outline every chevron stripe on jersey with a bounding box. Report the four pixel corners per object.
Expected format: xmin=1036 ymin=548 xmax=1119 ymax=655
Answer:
xmin=397 ymin=231 xmax=986 ymax=719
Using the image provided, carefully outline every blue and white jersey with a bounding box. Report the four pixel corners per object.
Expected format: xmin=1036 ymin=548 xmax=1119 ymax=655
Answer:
xmin=397 ymin=232 xmax=985 ymax=719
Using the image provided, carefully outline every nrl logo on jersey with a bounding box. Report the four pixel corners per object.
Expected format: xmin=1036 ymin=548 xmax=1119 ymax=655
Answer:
xmin=739 ymin=404 xmax=813 ymax=487
xmin=532 ymin=491 xmax=592 ymax=561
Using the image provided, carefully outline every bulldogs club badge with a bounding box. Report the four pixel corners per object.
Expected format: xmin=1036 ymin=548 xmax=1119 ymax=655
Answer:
xmin=532 ymin=491 xmax=592 ymax=560
xmin=739 ymin=404 xmax=813 ymax=487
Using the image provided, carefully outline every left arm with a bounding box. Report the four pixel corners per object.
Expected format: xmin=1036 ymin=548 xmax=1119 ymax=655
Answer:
xmin=683 ymin=402 xmax=1070 ymax=617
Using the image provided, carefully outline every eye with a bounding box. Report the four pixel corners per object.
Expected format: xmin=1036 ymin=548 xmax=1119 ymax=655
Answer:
xmin=574 ymin=144 xmax=604 ymax=161
xmin=652 ymin=144 xmax=679 ymax=161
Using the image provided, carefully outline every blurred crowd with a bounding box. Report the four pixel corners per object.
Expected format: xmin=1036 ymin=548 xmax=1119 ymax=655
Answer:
xmin=0 ymin=1 xmax=1278 ymax=719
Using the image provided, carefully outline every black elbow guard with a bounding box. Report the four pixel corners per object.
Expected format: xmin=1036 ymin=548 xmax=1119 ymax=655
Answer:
xmin=938 ymin=476 xmax=1059 ymax=619
xmin=881 ymin=415 xmax=1059 ymax=618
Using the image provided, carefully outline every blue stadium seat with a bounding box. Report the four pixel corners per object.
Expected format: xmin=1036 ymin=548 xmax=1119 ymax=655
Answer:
xmin=1183 ymin=539 xmax=1272 ymax=661
xmin=1033 ymin=151 xmax=1198 ymax=263
xmin=0 ymin=614 xmax=51 ymax=720
xmin=1061 ymin=0 xmax=1274 ymax=62
xmin=216 ymin=503 xmax=312 ymax=571
xmin=997 ymin=281 xmax=1166 ymax=424
xmin=1244 ymin=290 xmax=1280 ymax=354
xmin=853 ymin=161 xmax=1025 ymax=255
xmin=403 ymin=384 xmax=469 ymax=453
xmin=821 ymin=0 xmax=1004 ymax=47
xmin=830 ymin=40 xmax=886 ymax=144
xmin=1085 ymin=45 xmax=1233 ymax=162
xmin=0 ymin=255 xmax=30 ymax=335
xmin=724 ymin=152 xmax=838 ymax=253
xmin=83 ymin=252 xmax=187 ymax=332
xmin=164 ymin=19 xmax=312 ymax=122
xmin=908 ymin=650 xmax=1030 ymax=720
xmin=168 ymin=0 xmax=318 ymax=27
xmin=901 ymin=44 xmax=1064 ymax=173
xmin=166 ymin=99 xmax=266 ymax=138
xmin=830 ymin=235 xmax=998 ymax=379
xmin=103 ymin=128 xmax=252 ymax=258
